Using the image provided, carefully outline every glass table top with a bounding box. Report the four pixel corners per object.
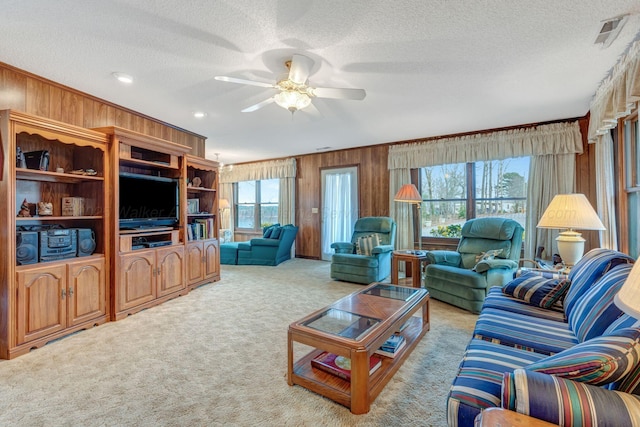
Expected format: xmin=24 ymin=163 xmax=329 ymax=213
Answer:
xmin=302 ymin=308 xmax=380 ymax=340
xmin=361 ymin=283 xmax=419 ymax=301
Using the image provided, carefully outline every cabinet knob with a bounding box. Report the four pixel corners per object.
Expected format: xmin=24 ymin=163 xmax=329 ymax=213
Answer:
xmin=69 ymin=287 xmax=74 ymax=296
xmin=61 ymin=289 xmax=66 ymax=299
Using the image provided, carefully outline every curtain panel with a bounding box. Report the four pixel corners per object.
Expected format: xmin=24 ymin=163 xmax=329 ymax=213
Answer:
xmin=588 ymin=39 xmax=640 ymax=141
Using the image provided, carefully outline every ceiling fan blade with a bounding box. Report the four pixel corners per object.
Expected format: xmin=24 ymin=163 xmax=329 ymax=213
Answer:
xmin=215 ymin=76 xmax=275 ymax=88
xmin=312 ymin=87 xmax=366 ymax=100
xmin=288 ymin=54 xmax=314 ymax=84
xmin=241 ymin=97 xmax=275 ymax=113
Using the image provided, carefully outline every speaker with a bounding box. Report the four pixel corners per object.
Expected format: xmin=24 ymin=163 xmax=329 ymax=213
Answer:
xmin=16 ymin=231 xmax=39 ymax=265
xmin=77 ymin=228 xmax=96 ymax=257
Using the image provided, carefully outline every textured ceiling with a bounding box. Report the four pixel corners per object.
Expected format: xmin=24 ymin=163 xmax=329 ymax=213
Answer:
xmin=1 ymin=1 xmax=639 ymax=165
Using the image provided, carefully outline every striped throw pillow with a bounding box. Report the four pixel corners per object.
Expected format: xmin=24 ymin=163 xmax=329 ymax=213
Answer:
xmin=356 ymin=234 xmax=381 ymax=256
xmin=524 ymin=327 xmax=640 ymax=386
xmin=502 ymin=272 xmax=571 ymax=309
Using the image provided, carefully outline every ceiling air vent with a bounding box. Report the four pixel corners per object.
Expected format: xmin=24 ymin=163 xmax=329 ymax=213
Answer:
xmin=595 ymin=15 xmax=628 ymax=48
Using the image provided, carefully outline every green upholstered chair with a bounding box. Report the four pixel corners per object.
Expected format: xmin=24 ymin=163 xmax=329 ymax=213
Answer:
xmin=330 ymin=217 xmax=397 ymax=285
xmin=424 ymin=217 xmax=523 ymax=313
xmin=236 ymin=223 xmax=299 ymax=266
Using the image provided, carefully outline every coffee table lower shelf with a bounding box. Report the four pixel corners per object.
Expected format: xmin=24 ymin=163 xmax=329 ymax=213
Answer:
xmin=288 ymin=315 xmax=428 ymax=413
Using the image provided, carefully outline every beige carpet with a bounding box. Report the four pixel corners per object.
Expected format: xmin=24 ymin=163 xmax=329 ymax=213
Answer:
xmin=0 ymin=259 xmax=477 ymax=427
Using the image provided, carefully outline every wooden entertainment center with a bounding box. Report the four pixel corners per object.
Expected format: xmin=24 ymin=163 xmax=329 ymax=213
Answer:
xmin=0 ymin=110 xmax=220 ymax=358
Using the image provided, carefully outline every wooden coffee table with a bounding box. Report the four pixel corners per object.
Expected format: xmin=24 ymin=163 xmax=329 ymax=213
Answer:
xmin=287 ymin=282 xmax=430 ymax=414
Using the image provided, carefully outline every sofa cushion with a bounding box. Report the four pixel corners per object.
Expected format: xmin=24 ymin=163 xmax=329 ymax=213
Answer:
xmin=482 ymin=287 xmax=565 ymax=321
xmin=270 ymin=226 xmax=282 ymax=239
xmin=447 ymin=338 xmax=546 ymax=427
xmin=568 ymin=263 xmax=633 ymax=343
xmin=564 ymin=248 xmax=635 ymax=317
xmin=502 ymin=272 xmax=571 ymax=309
xmin=473 ymin=307 xmax=577 ymax=355
xmin=356 ymin=233 xmax=380 ymax=256
xmin=525 ymin=327 xmax=640 ymax=386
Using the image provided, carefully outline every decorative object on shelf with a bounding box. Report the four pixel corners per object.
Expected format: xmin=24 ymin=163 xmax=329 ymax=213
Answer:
xmin=187 ymin=198 xmax=200 ymax=214
xmin=192 ymin=176 xmax=202 ymax=188
xmin=23 ymin=150 xmax=49 ymax=171
xmin=56 ymin=167 xmax=64 ymax=173
xmin=17 ymin=198 xmax=31 ymax=217
xmin=69 ymin=168 xmax=97 ymax=176
xmin=38 ymin=201 xmax=53 ymax=216
xmin=536 ymin=193 xmax=606 ymax=267
xmin=16 ymin=147 xmax=26 ymax=168
xmin=62 ymin=197 xmax=85 ymax=216
xmin=310 ymin=352 xmax=382 ymax=382
xmin=394 ymin=183 xmax=423 ymax=250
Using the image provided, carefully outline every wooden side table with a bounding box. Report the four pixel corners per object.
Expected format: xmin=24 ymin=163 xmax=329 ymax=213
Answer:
xmin=391 ymin=250 xmax=428 ymax=288
xmin=475 ymin=408 xmax=558 ymax=426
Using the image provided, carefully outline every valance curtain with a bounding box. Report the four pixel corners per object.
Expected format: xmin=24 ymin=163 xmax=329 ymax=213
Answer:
xmin=220 ymin=158 xmax=297 ymax=244
xmin=588 ymin=40 xmax=640 ymax=141
xmin=388 ymin=121 xmax=583 ymax=258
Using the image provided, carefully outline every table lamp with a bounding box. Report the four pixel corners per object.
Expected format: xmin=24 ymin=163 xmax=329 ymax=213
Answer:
xmin=614 ymin=261 xmax=640 ymax=319
xmin=536 ymin=193 xmax=605 ymax=267
xmin=394 ymin=184 xmax=423 ymax=250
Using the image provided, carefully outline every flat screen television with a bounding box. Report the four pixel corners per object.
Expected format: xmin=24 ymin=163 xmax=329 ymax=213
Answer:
xmin=119 ymin=172 xmax=179 ymax=229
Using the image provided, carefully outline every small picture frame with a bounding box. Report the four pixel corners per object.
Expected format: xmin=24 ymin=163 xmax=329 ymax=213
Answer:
xmin=187 ymin=199 xmax=200 ymax=214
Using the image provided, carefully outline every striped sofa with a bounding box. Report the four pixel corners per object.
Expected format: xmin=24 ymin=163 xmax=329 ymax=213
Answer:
xmin=447 ymin=248 xmax=640 ymax=426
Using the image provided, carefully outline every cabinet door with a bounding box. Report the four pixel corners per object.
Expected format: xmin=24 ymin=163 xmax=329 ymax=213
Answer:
xmin=119 ymin=250 xmax=156 ymax=312
xmin=203 ymin=239 xmax=220 ymax=281
xmin=67 ymin=258 xmax=106 ymax=326
xmin=186 ymin=242 xmax=204 ymax=285
xmin=16 ymin=264 xmax=67 ymax=344
xmin=156 ymin=245 xmax=186 ymax=297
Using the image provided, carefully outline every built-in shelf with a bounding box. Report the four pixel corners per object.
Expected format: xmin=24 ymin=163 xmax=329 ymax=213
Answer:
xmin=16 ymin=168 xmax=104 ymax=183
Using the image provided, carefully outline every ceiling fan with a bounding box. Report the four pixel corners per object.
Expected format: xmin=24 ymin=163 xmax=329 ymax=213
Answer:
xmin=215 ymin=54 xmax=366 ymax=114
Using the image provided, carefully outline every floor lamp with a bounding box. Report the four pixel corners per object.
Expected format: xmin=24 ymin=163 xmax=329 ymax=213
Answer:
xmin=536 ymin=193 xmax=605 ymax=269
xmin=394 ymin=184 xmax=423 ymax=251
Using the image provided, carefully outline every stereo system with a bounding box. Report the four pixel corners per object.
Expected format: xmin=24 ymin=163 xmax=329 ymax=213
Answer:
xmin=16 ymin=226 xmax=96 ymax=265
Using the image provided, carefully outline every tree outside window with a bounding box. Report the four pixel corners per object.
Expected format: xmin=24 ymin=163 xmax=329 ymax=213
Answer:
xmin=420 ymin=157 xmax=529 ymax=238
xmin=236 ymin=179 xmax=279 ymax=230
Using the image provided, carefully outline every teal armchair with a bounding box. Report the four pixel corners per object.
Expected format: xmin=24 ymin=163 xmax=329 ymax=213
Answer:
xmin=424 ymin=217 xmax=523 ymax=313
xmin=236 ymin=224 xmax=299 ymax=266
xmin=330 ymin=217 xmax=397 ymax=285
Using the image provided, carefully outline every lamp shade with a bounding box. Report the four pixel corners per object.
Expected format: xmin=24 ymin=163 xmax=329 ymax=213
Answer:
xmin=394 ymin=184 xmax=422 ymax=203
xmin=536 ymin=193 xmax=605 ymax=231
xmin=614 ymin=261 xmax=640 ymax=319
xmin=219 ymin=198 xmax=230 ymax=209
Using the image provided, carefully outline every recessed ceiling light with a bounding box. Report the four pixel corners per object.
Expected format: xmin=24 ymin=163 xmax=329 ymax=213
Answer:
xmin=112 ymin=72 xmax=133 ymax=84
xmin=193 ymin=111 xmax=207 ymax=119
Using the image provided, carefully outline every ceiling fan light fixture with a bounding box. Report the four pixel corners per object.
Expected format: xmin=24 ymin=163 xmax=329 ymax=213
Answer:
xmin=274 ymin=90 xmax=311 ymax=113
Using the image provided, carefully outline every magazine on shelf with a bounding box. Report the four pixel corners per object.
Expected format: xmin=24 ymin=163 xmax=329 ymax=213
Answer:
xmin=375 ymin=338 xmax=407 ymax=358
xmin=374 ymin=333 xmax=406 ymax=358
xmin=311 ymin=352 xmax=382 ymax=381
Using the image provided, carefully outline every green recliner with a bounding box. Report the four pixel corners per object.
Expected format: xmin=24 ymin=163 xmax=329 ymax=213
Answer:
xmin=330 ymin=217 xmax=397 ymax=285
xmin=424 ymin=217 xmax=523 ymax=313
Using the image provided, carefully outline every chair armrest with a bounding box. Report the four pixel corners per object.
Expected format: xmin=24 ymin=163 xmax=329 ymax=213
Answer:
xmin=331 ymin=242 xmax=355 ymax=254
xmin=372 ymin=244 xmax=394 ymax=254
xmin=474 ymin=259 xmax=518 ymax=273
xmin=237 ymin=242 xmax=252 ymax=251
xmin=502 ymin=369 xmax=640 ymax=426
xmin=249 ymin=238 xmax=280 ymax=247
xmin=424 ymin=250 xmax=461 ymax=267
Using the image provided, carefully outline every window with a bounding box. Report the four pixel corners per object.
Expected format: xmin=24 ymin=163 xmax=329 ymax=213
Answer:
xmin=236 ymin=179 xmax=279 ymax=230
xmin=419 ymin=157 xmax=529 ymax=238
xmin=624 ymin=112 xmax=639 ymax=258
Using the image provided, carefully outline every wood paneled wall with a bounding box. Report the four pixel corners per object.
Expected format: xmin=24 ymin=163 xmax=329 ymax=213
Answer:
xmin=3 ymin=62 xmax=598 ymax=260
xmin=0 ymin=62 xmax=206 ymax=154
xmin=295 ymin=145 xmax=389 ymax=258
